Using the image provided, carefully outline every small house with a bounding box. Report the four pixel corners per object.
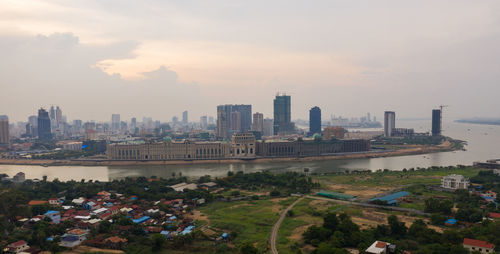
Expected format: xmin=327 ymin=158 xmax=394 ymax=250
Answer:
xmin=104 ymin=236 xmax=127 ymax=249
xmin=43 ymin=210 xmax=61 ymax=224
xmin=48 ymin=198 xmax=60 ymax=206
xmin=366 ymin=241 xmax=396 ymax=254
xmin=463 ymin=238 xmax=495 ymax=254
xmin=5 ymin=240 xmax=29 ymax=253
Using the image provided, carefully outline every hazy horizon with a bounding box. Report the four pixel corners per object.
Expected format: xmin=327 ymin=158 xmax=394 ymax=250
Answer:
xmin=2 ymin=1 xmax=500 ymax=123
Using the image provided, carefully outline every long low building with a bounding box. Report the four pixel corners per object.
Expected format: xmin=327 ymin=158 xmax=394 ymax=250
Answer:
xmin=106 ymin=133 xmax=370 ymax=161
xmin=256 ymin=138 xmax=370 ymax=157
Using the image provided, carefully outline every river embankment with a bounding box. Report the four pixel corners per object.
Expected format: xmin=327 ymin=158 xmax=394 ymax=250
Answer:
xmin=0 ymin=139 xmax=462 ymax=167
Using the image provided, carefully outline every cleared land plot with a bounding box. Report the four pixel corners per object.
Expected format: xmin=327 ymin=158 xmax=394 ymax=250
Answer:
xmin=198 ymin=197 xmax=295 ymax=252
xmin=313 ymin=167 xmax=480 ymax=189
xmin=277 ymin=198 xmax=345 ymax=254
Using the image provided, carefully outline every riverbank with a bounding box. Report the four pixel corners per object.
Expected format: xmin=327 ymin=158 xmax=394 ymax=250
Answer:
xmin=0 ymin=138 xmax=462 ymax=167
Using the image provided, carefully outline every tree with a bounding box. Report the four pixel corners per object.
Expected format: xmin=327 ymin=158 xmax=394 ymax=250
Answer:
xmin=151 ymin=233 xmax=166 ymax=251
xmin=323 ymin=213 xmax=339 ymax=232
xmin=388 ymin=215 xmax=407 ymax=237
xmin=239 ymin=241 xmax=258 ymax=254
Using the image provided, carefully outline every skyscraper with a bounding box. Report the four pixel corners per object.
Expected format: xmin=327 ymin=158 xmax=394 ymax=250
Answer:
xmin=182 ymin=110 xmax=188 ymax=124
xmin=26 ymin=115 xmax=38 ymax=138
xmin=130 ymin=117 xmax=137 ymax=132
xmin=37 ymin=108 xmax=52 ymax=140
xmin=432 ymin=109 xmax=442 ymax=136
xmin=49 ymin=106 xmax=55 ymax=121
xmin=384 ymin=111 xmax=396 ymax=137
xmin=200 ymin=116 xmax=208 ymax=129
xmin=252 ymin=112 xmax=264 ymax=133
xmin=230 ymin=111 xmax=242 ymax=131
xmin=309 ymin=106 xmax=321 ymax=135
xmin=273 ymin=94 xmax=294 ymax=135
xmin=56 ymin=106 xmax=62 ymax=126
xmin=216 ymin=104 xmax=252 ymax=139
xmin=111 ymin=114 xmax=120 ymax=131
xmin=216 ymin=108 xmax=228 ymax=139
xmin=0 ymin=115 xmax=9 ymax=144
xmin=263 ymin=118 xmax=274 ymax=137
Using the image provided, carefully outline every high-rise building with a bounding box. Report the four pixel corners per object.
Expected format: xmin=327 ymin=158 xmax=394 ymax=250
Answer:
xmin=263 ymin=118 xmax=274 ymax=137
xmin=230 ymin=111 xmax=242 ymax=131
xmin=130 ymin=117 xmax=137 ymax=131
xmin=216 ymin=104 xmax=252 ymax=139
xmin=384 ymin=111 xmax=396 ymax=137
xmin=37 ymin=108 xmax=52 ymax=140
xmin=27 ymin=115 xmax=38 ymax=138
xmin=216 ymin=108 xmax=228 ymax=139
xmin=56 ymin=106 xmax=62 ymax=126
xmin=172 ymin=116 xmax=178 ymax=124
xmin=432 ymin=109 xmax=442 ymax=136
xmin=273 ymin=94 xmax=294 ymax=135
xmin=208 ymin=116 xmax=215 ymax=125
xmin=200 ymin=116 xmax=208 ymax=129
xmin=182 ymin=111 xmax=188 ymax=124
xmin=49 ymin=106 xmax=56 ymax=121
xmin=0 ymin=115 xmax=9 ymax=144
xmin=252 ymin=112 xmax=264 ymax=133
xmin=309 ymin=106 xmax=321 ymax=135
xmin=111 ymin=114 xmax=120 ymax=131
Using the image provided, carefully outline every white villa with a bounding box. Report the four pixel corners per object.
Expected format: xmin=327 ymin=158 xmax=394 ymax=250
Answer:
xmin=441 ymin=174 xmax=469 ymax=190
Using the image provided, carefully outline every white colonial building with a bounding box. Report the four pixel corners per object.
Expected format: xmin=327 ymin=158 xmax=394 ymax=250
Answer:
xmin=441 ymin=174 xmax=470 ymax=190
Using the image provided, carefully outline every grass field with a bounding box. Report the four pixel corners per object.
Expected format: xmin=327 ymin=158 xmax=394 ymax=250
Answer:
xmin=313 ymin=166 xmax=480 ymax=188
xmin=277 ymin=198 xmax=345 ymax=254
xmin=198 ymin=197 xmax=296 ymax=252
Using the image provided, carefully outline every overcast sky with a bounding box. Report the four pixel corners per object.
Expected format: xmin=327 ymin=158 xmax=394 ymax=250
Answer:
xmin=1 ymin=0 xmax=499 ymax=123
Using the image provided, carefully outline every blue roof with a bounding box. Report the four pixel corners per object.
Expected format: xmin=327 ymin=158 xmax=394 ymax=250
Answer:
xmin=445 ymin=218 xmax=457 ymax=225
xmin=132 ymin=216 xmax=150 ymax=224
xmin=369 ymin=191 xmax=410 ymax=202
xmin=62 ymin=235 xmax=79 ymax=242
xmin=44 ymin=210 xmax=59 ymax=215
xmin=160 ymin=230 xmax=170 ymax=235
xmin=222 ymin=233 xmax=228 ymax=238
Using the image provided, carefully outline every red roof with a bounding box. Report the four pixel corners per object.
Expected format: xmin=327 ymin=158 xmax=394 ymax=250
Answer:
xmin=9 ymin=240 xmax=27 ymax=247
xmin=28 ymin=200 xmax=47 ymax=206
xmin=105 ymin=236 xmax=127 ymax=243
xmin=463 ymin=238 xmax=495 ymax=249
xmin=490 ymin=212 xmax=500 ymax=219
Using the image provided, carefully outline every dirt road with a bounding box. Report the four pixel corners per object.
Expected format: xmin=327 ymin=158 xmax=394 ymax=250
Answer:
xmin=270 ymin=197 xmax=304 ymax=254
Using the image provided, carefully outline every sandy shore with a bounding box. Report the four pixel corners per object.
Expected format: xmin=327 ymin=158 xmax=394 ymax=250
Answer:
xmin=0 ymin=140 xmax=459 ymax=167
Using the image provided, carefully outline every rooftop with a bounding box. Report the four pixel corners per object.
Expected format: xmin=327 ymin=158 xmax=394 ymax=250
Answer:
xmin=463 ymin=238 xmax=495 ymax=249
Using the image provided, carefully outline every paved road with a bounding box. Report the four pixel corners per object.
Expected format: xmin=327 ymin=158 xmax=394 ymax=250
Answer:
xmin=270 ymin=197 xmax=304 ymax=254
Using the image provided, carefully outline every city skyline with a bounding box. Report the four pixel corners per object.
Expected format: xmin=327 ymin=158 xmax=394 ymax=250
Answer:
xmin=2 ymin=1 xmax=500 ymax=122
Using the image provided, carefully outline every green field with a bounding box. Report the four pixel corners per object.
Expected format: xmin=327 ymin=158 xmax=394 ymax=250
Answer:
xmin=277 ymin=198 xmax=345 ymax=254
xmin=198 ymin=197 xmax=295 ymax=252
xmin=313 ymin=166 xmax=480 ymax=188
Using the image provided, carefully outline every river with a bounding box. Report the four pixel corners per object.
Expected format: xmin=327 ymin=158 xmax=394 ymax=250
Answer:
xmin=1 ymin=120 xmax=499 ymax=181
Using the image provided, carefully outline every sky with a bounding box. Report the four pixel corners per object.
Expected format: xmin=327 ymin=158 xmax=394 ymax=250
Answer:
xmin=1 ymin=0 xmax=500 ymax=123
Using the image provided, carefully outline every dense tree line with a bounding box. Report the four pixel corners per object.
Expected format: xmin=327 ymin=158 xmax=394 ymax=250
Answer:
xmin=216 ymin=171 xmax=318 ymax=194
xmin=302 ymin=212 xmax=476 ymax=254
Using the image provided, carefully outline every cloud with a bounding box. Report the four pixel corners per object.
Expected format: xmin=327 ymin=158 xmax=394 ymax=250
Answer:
xmin=0 ymin=33 xmax=202 ymax=122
